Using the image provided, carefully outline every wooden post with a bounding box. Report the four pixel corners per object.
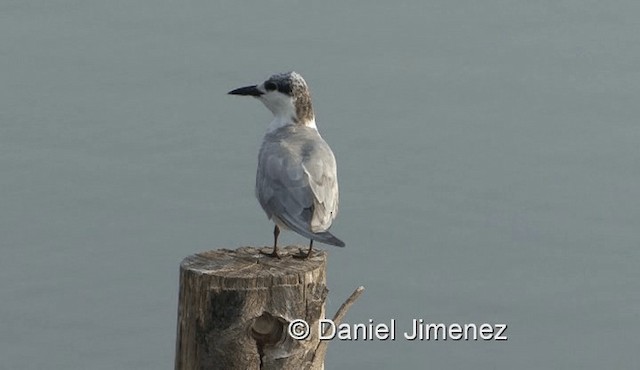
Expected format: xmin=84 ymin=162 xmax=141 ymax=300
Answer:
xmin=175 ymin=246 xmax=329 ymax=370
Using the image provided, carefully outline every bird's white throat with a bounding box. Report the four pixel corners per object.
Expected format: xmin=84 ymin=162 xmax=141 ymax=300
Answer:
xmin=259 ymin=88 xmax=316 ymax=133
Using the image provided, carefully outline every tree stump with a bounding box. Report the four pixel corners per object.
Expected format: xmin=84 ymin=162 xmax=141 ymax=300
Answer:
xmin=175 ymin=246 xmax=328 ymax=370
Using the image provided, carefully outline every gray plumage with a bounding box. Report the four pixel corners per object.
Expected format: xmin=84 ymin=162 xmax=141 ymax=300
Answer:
xmin=256 ymin=124 xmax=344 ymax=247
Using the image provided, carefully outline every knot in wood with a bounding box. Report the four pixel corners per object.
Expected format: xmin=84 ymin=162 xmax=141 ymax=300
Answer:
xmin=251 ymin=312 xmax=284 ymax=345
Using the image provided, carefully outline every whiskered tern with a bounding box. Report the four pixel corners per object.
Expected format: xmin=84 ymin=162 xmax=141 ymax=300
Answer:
xmin=229 ymin=72 xmax=345 ymax=258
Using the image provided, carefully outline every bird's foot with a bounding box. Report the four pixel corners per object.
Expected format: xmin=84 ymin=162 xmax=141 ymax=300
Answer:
xmin=292 ymin=247 xmax=312 ymax=260
xmin=260 ymin=247 xmax=280 ymax=259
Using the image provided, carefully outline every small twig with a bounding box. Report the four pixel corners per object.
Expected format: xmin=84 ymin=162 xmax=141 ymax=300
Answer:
xmin=326 ymin=286 xmax=365 ymax=334
xmin=310 ymin=286 xmax=365 ymax=367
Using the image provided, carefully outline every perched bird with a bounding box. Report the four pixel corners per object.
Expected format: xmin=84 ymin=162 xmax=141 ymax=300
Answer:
xmin=229 ymin=72 xmax=345 ymax=258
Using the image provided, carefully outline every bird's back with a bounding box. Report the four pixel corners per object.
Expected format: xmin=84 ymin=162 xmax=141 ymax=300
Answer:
xmin=256 ymin=125 xmax=342 ymax=245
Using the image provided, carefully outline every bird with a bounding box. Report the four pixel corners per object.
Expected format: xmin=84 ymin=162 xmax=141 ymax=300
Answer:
xmin=228 ymin=71 xmax=345 ymax=259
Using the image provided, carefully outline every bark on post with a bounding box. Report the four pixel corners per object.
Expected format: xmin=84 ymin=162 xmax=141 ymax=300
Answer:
xmin=175 ymin=246 xmax=328 ymax=370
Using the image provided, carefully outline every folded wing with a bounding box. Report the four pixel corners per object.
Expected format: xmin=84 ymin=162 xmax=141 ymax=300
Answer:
xmin=256 ymin=126 xmax=343 ymax=247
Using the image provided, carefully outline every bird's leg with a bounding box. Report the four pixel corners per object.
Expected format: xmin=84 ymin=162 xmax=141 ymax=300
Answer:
xmin=272 ymin=225 xmax=281 ymax=257
xmin=306 ymin=239 xmax=314 ymax=258
xmin=261 ymin=225 xmax=280 ymax=258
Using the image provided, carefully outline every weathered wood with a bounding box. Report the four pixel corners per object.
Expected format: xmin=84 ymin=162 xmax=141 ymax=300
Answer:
xmin=175 ymin=246 xmax=329 ymax=370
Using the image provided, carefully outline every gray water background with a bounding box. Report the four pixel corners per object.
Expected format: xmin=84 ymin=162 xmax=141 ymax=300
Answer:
xmin=1 ymin=1 xmax=639 ymax=369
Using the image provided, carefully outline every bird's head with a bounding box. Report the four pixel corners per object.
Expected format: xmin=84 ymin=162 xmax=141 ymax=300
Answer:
xmin=229 ymin=71 xmax=314 ymax=126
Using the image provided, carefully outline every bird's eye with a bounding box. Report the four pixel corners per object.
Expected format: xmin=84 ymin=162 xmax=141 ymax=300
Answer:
xmin=264 ymin=81 xmax=277 ymax=91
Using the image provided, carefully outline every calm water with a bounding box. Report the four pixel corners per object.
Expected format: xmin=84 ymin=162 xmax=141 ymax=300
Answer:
xmin=1 ymin=1 xmax=639 ymax=369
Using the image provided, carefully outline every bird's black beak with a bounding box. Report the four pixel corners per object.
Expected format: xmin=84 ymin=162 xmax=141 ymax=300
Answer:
xmin=228 ymin=85 xmax=263 ymax=96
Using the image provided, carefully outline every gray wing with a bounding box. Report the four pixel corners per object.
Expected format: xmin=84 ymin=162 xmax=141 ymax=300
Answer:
xmin=256 ymin=126 xmax=340 ymax=238
xmin=302 ymin=142 xmax=339 ymax=232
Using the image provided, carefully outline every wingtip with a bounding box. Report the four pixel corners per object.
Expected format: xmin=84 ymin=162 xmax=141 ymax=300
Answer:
xmin=314 ymin=231 xmax=345 ymax=247
xmin=328 ymin=235 xmax=346 ymax=248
